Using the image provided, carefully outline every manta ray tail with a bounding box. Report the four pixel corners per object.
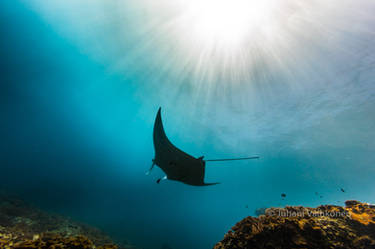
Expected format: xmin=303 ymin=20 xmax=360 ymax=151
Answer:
xmin=205 ymin=156 xmax=259 ymax=162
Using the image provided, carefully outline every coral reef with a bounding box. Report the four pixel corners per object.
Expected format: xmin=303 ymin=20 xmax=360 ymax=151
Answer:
xmin=214 ymin=200 xmax=375 ymax=249
xmin=0 ymin=192 xmax=136 ymax=249
xmin=0 ymin=231 xmax=115 ymax=249
xmin=0 ymin=230 xmax=119 ymax=249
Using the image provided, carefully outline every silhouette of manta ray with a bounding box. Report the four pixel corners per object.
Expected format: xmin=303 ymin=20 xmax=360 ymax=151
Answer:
xmin=147 ymin=107 xmax=259 ymax=186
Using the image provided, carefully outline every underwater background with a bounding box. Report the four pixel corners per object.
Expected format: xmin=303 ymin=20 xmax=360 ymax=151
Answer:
xmin=1 ymin=0 xmax=375 ymax=249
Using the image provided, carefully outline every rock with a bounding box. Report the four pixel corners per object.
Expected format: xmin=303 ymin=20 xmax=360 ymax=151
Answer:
xmin=0 ymin=193 xmax=135 ymax=249
xmin=214 ymin=200 xmax=375 ymax=249
xmin=345 ymin=200 xmax=362 ymax=208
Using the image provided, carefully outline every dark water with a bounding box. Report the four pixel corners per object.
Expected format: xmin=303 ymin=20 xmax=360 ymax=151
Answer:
xmin=1 ymin=1 xmax=375 ymax=249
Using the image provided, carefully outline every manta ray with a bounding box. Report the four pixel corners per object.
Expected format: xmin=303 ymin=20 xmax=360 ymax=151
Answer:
xmin=147 ymin=107 xmax=259 ymax=186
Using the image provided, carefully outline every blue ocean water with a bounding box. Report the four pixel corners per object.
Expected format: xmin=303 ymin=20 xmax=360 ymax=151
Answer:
xmin=1 ymin=1 xmax=375 ymax=249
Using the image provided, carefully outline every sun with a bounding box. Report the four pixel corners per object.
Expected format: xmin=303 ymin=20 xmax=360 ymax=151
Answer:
xmin=182 ymin=0 xmax=279 ymax=46
xmin=134 ymin=0 xmax=317 ymax=86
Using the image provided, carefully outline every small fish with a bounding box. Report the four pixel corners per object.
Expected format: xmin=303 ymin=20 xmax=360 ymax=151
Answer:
xmin=281 ymin=193 xmax=286 ymax=198
xmin=340 ymin=188 xmax=345 ymax=193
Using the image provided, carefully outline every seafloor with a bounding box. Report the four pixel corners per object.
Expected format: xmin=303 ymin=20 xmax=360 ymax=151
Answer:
xmin=0 ymin=191 xmax=137 ymax=249
xmin=214 ymin=200 xmax=375 ymax=249
xmin=2 ymin=191 xmax=375 ymax=249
